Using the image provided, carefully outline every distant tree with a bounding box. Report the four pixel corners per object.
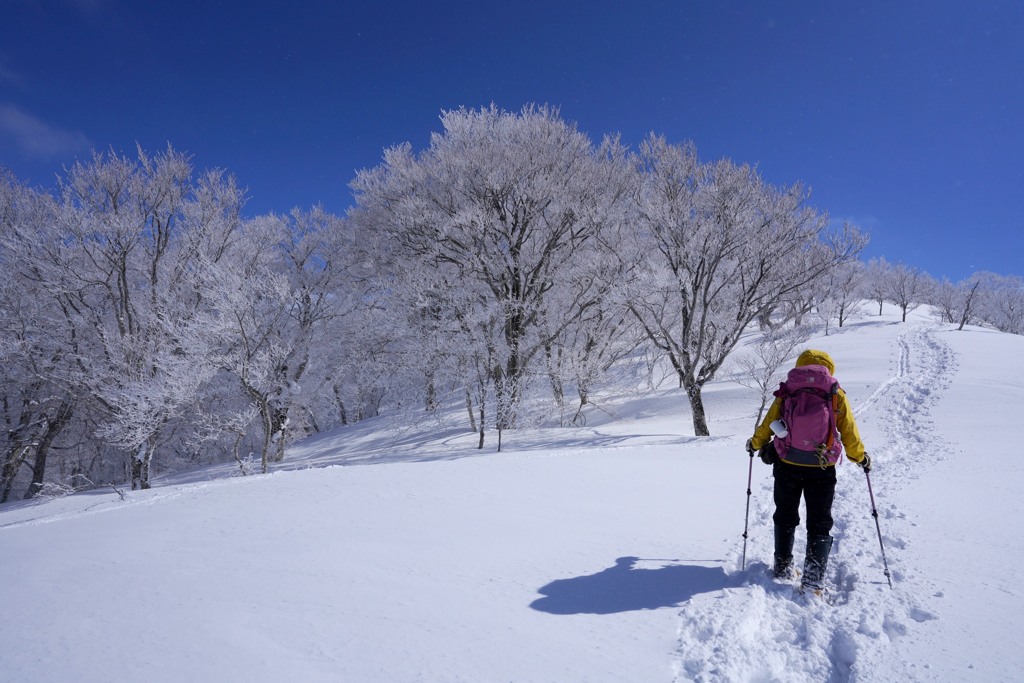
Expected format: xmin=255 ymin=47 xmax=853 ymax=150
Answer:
xmin=863 ymin=257 xmax=891 ymax=315
xmin=886 ymin=261 xmax=933 ymax=322
xmin=956 ymin=279 xmax=983 ymax=331
xmin=932 ymin=276 xmax=983 ymax=330
xmin=931 ymin=277 xmax=960 ymax=324
xmin=833 ymin=260 xmax=866 ymax=327
xmin=811 ymin=259 xmax=866 ymax=335
xmin=974 ymin=272 xmax=1024 ymax=335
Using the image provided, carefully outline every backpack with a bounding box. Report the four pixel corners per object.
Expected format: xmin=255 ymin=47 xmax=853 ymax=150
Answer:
xmin=772 ymin=364 xmax=842 ymax=467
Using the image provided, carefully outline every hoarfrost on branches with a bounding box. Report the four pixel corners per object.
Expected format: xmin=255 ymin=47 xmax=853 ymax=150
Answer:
xmin=627 ymin=134 xmax=866 ymax=435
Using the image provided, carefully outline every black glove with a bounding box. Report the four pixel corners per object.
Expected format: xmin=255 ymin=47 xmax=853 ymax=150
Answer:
xmin=759 ymin=442 xmax=779 ymax=466
xmin=745 ymin=438 xmax=755 ymax=455
xmin=858 ymin=454 xmax=872 ymax=473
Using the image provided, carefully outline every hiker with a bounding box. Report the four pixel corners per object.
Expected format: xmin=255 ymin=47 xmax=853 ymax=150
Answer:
xmin=746 ymin=349 xmax=871 ymax=592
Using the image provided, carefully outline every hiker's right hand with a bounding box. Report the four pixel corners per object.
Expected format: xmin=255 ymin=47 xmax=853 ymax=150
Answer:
xmin=858 ymin=454 xmax=872 ymax=473
xmin=745 ymin=438 xmax=754 ymax=454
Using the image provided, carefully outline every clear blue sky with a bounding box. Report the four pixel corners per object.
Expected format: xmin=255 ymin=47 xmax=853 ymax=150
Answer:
xmin=2 ymin=0 xmax=1021 ymax=281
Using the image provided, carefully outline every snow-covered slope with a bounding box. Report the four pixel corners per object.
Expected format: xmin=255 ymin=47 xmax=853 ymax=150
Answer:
xmin=1 ymin=305 xmax=1021 ymax=682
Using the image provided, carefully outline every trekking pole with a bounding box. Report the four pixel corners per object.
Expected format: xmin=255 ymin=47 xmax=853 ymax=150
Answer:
xmin=864 ymin=469 xmax=894 ymax=588
xmin=741 ymin=444 xmax=755 ymax=570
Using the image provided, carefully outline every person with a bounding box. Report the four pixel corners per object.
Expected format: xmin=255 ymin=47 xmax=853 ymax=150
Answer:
xmin=746 ymin=349 xmax=871 ymax=592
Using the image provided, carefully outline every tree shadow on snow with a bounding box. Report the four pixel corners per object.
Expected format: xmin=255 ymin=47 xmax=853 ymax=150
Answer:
xmin=530 ymin=556 xmax=726 ymax=615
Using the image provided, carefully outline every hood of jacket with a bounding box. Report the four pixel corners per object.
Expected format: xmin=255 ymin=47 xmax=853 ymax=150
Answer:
xmin=795 ymin=349 xmax=836 ymax=375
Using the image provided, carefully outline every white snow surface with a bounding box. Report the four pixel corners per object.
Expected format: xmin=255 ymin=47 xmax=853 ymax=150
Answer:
xmin=2 ymin=305 xmax=1022 ymax=682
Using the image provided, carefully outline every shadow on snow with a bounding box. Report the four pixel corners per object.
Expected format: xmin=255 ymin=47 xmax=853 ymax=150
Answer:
xmin=530 ymin=556 xmax=726 ymax=615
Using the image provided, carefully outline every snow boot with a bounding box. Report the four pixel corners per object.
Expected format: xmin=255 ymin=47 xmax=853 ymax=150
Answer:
xmin=774 ymin=526 xmax=796 ymax=579
xmin=801 ymin=534 xmax=834 ymax=591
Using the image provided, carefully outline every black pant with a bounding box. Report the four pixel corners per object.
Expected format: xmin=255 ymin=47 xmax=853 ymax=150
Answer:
xmin=773 ymin=460 xmax=837 ymax=536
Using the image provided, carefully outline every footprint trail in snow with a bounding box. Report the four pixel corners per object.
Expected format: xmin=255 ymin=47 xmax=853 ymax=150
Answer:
xmin=673 ymin=323 xmax=953 ymax=682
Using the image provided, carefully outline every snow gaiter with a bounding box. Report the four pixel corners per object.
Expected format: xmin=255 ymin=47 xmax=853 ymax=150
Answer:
xmin=774 ymin=526 xmax=796 ymax=578
xmin=801 ymin=534 xmax=834 ymax=590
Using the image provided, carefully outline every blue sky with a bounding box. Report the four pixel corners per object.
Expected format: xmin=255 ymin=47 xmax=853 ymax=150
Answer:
xmin=2 ymin=0 xmax=1021 ymax=281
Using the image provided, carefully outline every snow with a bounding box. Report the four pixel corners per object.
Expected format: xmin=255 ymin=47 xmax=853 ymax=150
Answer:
xmin=2 ymin=304 xmax=1022 ymax=682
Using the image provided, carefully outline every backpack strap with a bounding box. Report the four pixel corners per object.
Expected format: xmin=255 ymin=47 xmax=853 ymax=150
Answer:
xmin=825 ymin=382 xmax=839 ymax=451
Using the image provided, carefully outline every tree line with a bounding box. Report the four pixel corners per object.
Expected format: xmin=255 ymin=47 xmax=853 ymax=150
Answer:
xmin=1 ymin=105 xmax=1019 ymax=500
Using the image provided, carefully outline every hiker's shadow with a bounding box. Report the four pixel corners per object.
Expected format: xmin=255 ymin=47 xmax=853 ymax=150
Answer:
xmin=529 ymin=556 xmax=726 ymax=615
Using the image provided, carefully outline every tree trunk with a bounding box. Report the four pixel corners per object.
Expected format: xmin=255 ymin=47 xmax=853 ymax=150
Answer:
xmin=958 ymin=281 xmax=980 ymax=331
xmin=2 ymin=408 xmax=36 ymax=502
xmin=24 ymin=401 xmax=74 ymax=499
xmin=131 ymin=434 xmax=159 ymax=490
xmin=0 ymin=445 xmax=30 ymax=503
xmin=231 ymin=434 xmax=249 ymax=475
xmin=131 ymin=456 xmax=143 ymax=491
xmin=260 ymin=402 xmax=273 ymax=474
xmin=544 ymin=342 xmax=564 ymax=406
xmin=271 ymin=405 xmax=289 ymax=463
xmin=465 ymin=388 xmax=477 ymax=432
xmin=140 ymin=438 xmax=156 ymax=490
xmin=477 ymin=401 xmax=486 ymax=450
xmin=333 ymin=385 xmax=349 ymax=426
xmin=576 ymin=383 xmax=590 ymax=425
xmin=684 ymin=380 xmax=711 ymax=437
xmin=497 ymin=364 xmax=520 ymax=430
xmin=425 ymin=368 xmax=438 ymax=412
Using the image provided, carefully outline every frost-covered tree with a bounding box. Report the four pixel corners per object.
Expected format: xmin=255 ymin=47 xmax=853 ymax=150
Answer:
xmin=0 ymin=172 xmax=79 ymax=500
xmin=932 ymin=276 xmax=983 ymax=330
xmin=813 ymin=259 xmax=866 ymax=334
xmin=628 ymin=135 xmax=866 ymax=436
xmin=48 ymin=146 xmax=246 ymax=488
xmin=931 ymin=277 xmax=960 ymax=325
xmin=863 ymin=257 xmax=891 ymax=315
xmin=974 ymin=272 xmax=1024 ymax=335
xmin=1 ymin=147 xmax=252 ymax=491
xmin=536 ymin=150 xmax=639 ymax=424
xmin=954 ymin=278 xmax=983 ymax=331
xmin=886 ymin=261 xmax=933 ymax=323
xmin=204 ymin=207 xmax=363 ymax=473
xmin=540 ymin=280 xmax=640 ymax=425
xmin=351 ymin=104 xmax=632 ymax=434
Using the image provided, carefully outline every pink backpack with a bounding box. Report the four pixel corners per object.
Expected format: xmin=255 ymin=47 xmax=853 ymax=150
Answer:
xmin=772 ymin=364 xmax=842 ymax=467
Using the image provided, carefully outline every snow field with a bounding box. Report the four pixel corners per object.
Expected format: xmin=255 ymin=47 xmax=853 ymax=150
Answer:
xmin=2 ymin=305 xmax=1023 ymax=682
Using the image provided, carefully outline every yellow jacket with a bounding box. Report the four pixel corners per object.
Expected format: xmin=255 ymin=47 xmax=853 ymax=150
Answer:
xmin=750 ymin=349 xmax=867 ymax=466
